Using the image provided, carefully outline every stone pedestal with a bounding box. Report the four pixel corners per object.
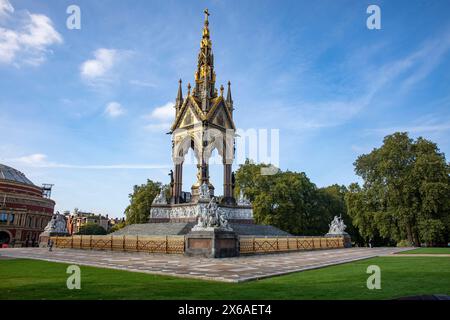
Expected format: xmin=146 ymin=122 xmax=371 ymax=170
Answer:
xmin=150 ymin=202 xmax=253 ymax=224
xmin=325 ymin=232 xmax=352 ymax=248
xmin=38 ymin=231 xmax=69 ymax=247
xmin=185 ymin=229 xmax=239 ymax=258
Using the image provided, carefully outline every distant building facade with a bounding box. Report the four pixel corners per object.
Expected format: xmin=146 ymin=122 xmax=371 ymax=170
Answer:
xmin=66 ymin=211 xmax=116 ymax=234
xmin=0 ymin=164 xmax=55 ymax=247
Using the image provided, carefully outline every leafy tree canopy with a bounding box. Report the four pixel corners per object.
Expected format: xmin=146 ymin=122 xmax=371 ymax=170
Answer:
xmin=345 ymin=132 xmax=450 ymax=246
xmin=125 ymin=179 xmax=163 ymax=224
xmin=76 ymin=223 xmax=107 ymax=235
xmin=235 ymin=160 xmax=351 ymax=236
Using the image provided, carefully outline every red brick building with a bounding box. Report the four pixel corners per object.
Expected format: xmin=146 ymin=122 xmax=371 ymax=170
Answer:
xmin=0 ymin=164 xmax=55 ymax=247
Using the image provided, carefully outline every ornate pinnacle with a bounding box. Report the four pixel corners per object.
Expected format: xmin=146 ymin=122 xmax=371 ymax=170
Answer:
xmin=175 ymin=79 xmax=183 ymax=113
xmin=226 ymin=81 xmax=233 ymax=106
xmin=176 ymin=79 xmax=183 ymax=101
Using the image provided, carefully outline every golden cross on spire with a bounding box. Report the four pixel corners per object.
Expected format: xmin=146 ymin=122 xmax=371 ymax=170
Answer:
xmin=204 ymin=8 xmax=210 ymax=24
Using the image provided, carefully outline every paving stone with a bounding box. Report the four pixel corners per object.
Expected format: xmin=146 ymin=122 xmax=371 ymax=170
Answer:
xmin=0 ymin=247 xmax=411 ymax=283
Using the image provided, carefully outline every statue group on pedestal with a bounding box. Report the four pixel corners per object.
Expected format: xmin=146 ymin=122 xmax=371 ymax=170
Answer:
xmin=43 ymin=212 xmax=68 ymax=234
xmin=327 ymin=215 xmax=347 ymax=235
xmin=153 ymin=188 xmax=168 ymax=205
xmin=237 ymin=190 xmax=251 ymax=206
xmin=193 ymin=197 xmax=232 ymax=231
xmin=198 ymin=182 xmax=211 ymax=201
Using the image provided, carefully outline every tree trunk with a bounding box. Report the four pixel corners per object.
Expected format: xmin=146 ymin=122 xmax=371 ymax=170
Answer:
xmin=413 ymin=230 xmax=420 ymax=247
xmin=406 ymin=223 xmax=414 ymax=246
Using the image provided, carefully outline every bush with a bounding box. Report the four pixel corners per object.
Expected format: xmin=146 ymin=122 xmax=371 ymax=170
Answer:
xmin=396 ymin=239 xmax=412 ymax=247
xmin=109 ymin=222 xmax=126 ymax=233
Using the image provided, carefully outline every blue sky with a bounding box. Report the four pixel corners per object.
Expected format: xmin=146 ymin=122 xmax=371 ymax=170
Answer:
xmin=1 ymin=0 xmax=450 ymax=218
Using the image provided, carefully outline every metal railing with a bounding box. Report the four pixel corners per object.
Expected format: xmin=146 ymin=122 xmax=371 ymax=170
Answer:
xmin=51 ymin=235 xmax=344 ymax=255
xmin=51 ymin=235 xmax=185 ymax=254
xmin=239 ymin=236 xmax=344 ymax=254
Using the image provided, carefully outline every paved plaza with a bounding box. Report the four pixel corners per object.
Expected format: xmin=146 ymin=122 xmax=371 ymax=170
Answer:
xmin=0 ymin=247 xmax=409 ymax=282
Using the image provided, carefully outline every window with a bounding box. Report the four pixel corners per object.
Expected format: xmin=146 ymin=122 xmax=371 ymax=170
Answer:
xmin=0 ymin=211 xmax=7 ymax=223
xmin=9 ymin=212 xmax=14 ymax=224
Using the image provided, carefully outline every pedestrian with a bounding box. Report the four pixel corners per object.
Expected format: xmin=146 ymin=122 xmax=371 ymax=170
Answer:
xmin=48 ymin=239 xmax=54 ymax=252
xmin=368 ymin=238 xmax=373 ymax=248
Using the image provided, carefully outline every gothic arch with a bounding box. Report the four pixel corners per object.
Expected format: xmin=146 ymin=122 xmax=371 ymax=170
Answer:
xmin=173 ymin=131 xmax=202 ymax=165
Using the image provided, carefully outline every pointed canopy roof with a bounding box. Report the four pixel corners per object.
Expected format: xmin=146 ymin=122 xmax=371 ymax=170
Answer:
xmin=171 ymin=9 xmax=235 ymax=132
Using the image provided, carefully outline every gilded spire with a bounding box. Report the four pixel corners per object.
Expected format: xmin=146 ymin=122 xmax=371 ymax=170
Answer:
xmin=203 ymin=8 xmax=210 ymax=39
xmin=194 ymin=9 xmax=216 ymax=110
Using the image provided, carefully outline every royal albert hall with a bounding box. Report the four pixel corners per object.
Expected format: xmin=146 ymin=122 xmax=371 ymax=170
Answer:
xmin=0 ymin=164 xmax=55 ymax=247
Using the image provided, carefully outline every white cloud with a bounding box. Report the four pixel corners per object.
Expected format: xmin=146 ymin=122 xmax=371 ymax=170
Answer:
xmin=16 ymin=153 xmax=48 ymax=165
xmin=401 ymin=34 xmax=450 ymax=90
xmin=366 ymin=122 xmax=450 ymax=136
xmin=0 ymin=1 xmax=62 ymax=66
xmin=143 ymin=123 xmax=172 ymax=132
xmin=7 ymin=153 xmax=170 ymax=169
xmin=129 ymin=79 xmax=156 ymax=88
xmin=276 ymin=31 xmax=450 ymax=132
xmin=148 ymin=102 xmax=174 ymax=121
xmin=80 ymin=48 xmax=117 ymax=80
xmin=142 ymin=102 xmax=174 ymax=131
xmin=0 ymin=0 xmax=14 ymax=17
xmin=104 ymin=101 xmax=125 ymax=118
xmin=0 ymin=28 xmax=19 ymax=62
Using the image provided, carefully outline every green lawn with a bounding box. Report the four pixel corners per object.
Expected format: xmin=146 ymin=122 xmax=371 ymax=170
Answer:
xmin=397 ymin=247 xmax=450 ymax=255
xmin=0 ymin=257 xmax=449 ymax=300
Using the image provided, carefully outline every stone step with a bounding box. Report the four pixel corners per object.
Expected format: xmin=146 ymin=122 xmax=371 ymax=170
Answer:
xmin=111 ymin=223 xmax=195 ymax=236
xmin=111 ymin=222 xmax=290 ymax=236
xmin=230 ymin=224 xmax=291 ymax=236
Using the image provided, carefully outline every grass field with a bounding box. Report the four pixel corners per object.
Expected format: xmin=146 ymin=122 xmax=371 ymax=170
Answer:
xmin=1 ymin=256 xmax=449 ymax=300
xmin=397 ymin=247 xmax=450 ymax=255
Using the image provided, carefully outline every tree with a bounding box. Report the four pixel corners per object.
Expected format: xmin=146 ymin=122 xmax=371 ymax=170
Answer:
xmin=125 ymin=179 xmax=163 ymax=224
xmin=109 ymin=221 xmax=126 ymax=233
xmin=346 ymin=132 xmax=450 ymax=246
xmin=235 ymin=160 xmax=337 ymax=235
xmin=76 ymin=223 xmax=107 ymax=235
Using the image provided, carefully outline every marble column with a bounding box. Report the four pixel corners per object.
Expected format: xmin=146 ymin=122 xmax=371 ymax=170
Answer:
xmin=173 ymin=163 xmax=183 ymax=203
xmin=223 ymin=163 xmax=233 ymax=204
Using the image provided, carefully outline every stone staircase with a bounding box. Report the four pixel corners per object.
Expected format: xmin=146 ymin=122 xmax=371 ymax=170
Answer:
xmin=229 ymin=224 xmax=290 ymax=236
xmin=111 ymin=223 xmax=195 ymax=236
xmin=111 ymin=222 xmax=290 ymax=237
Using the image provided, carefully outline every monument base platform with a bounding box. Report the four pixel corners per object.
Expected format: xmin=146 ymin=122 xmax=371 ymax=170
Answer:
xmin=111 ymin=222 xmax=291 ymax=237
xmin=325 ymin=232 xmax=352 ymax=248
xmin=185 ymin=229 xmax=239 ymax=258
